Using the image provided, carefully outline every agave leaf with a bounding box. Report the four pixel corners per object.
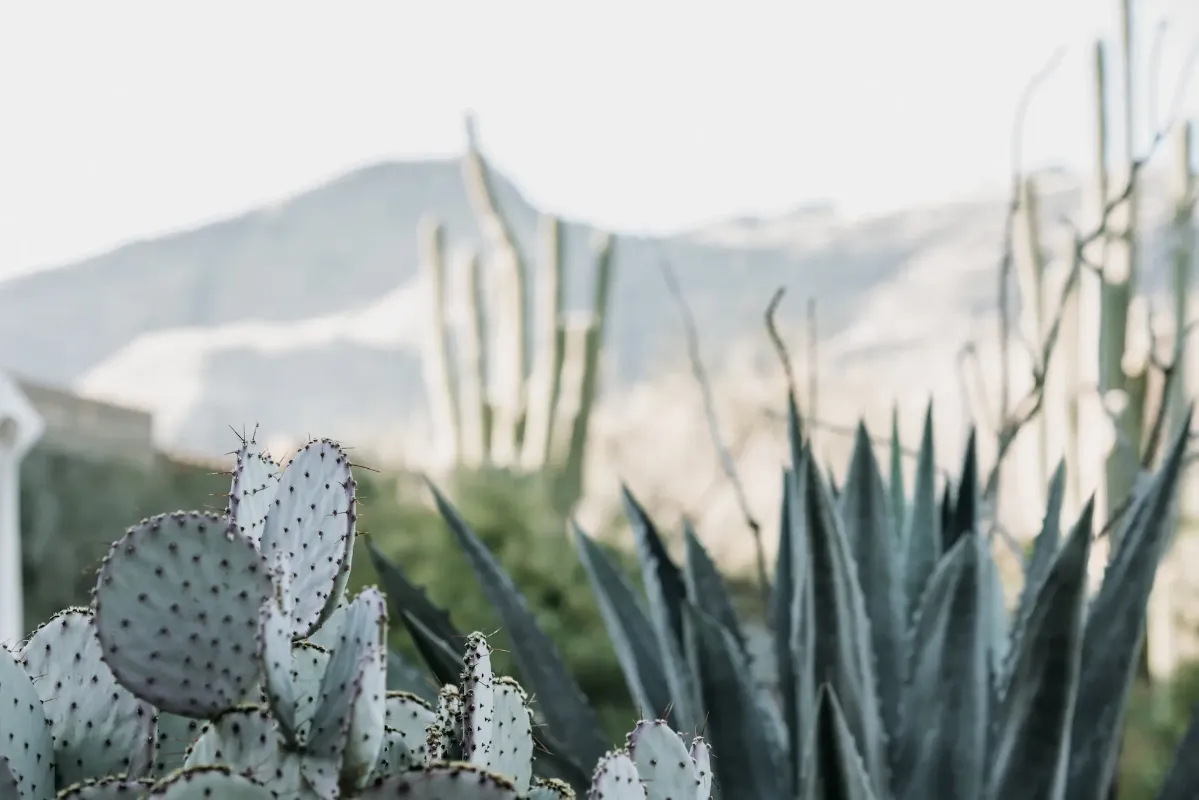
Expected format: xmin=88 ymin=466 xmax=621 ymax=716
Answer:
xmin=1155 ymin=704 xmax=1199 ymax=800
xmin=802 ymin=685 xmax=880 ymax=800
xmin=1065 ymin=408 xmax=1193 ymax=800
xmin=775 ymin=465 xmax=815 ymax=795
xmin=801 ymin=450 xmax=890 ymax=796
xmin=944 ymin=428 xmax=978 ymax=552
xmin=571 ymin=521 xmax=673 ymax=722
xmin=889 ymin=404 xmax=906 ymax=532
xmin=1008 ymin=461 xmax=1066 ymax=659
xmin=902 ymin=401 xmax=940 ymax=626
xmin=895 ymin=532 xmax=990 ymax=800
xmin=682 ymin=519 xmax=749 ymax=654
xmin=686 ymin=604 xmax=788 ymax=799
xmin=385 ymin=648 xmax=436 ymax=704
xmin=427 ymin=481 xmax=608 ymax=778
xmin=986 ymin=498 xmax=1093 ymax=800
xmin=365 ymin=540 xmax=464 ymax=686
xmin=621 ymin=485 xmax=700 ymax=733
xmin=840 ymin=422 xmax=906 ymax=763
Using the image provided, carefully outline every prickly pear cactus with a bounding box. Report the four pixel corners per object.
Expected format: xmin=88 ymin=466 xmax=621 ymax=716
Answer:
xmin=7 ymin=429 xmax=712 ymax=798
xmin=19 ymin=607 xmax=155 ymax=786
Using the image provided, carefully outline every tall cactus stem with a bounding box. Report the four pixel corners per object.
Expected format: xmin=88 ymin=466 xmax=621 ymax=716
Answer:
xmin=557 ymin=232 xmax=615 ymax=511
xmin=453 ymin=247 xmax=492 ymax=467
xmin=461 ymin=114 xmax=529 ymax=464
xmin=1015 ymin=175 xmax=1050 ymax=493
xmin=418 ymin=216 xmax=462 ymax=464
xmin=521 ymin=214 xmax=567 ymax=470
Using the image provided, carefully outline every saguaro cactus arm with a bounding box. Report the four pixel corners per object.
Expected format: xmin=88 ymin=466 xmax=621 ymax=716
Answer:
xmin=418 ymin=215 xmax=462 ymax=464
xmin=0 ymin=372 xmax=45 ymax=648
xmin=452 ymin=246 xmax=492 ymax=468
xmin=521 ymin=214 xmax=567 ymax=469
xmin=461 ymin=114 xmax=529 ymax=463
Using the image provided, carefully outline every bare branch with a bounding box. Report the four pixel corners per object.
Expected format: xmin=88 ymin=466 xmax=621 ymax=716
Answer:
xmin=658 ymin=258 xmax=769 ymax=606
xmin=764 ymin=287 xmax=800 ymax=410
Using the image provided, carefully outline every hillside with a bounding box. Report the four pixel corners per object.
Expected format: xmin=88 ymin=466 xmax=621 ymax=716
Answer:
xmin=0 ymin=158 xmax=1182 ymax=461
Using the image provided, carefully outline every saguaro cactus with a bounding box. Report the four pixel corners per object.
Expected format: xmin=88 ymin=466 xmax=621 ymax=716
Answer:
xmin=416 ymin=115 xmax=616 ymax=511
xmin=0 ymin=371 xmax=45 ymax=647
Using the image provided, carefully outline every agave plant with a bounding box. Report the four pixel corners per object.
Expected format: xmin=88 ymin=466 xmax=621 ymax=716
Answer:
xmin=369 ymin=396 xmax=1199 ymax=798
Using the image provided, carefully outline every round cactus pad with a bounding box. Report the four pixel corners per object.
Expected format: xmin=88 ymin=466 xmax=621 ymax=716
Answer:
xmin=19 ymin=608 xmax=156 ymax=786
xmin=384 ymin=691 xmax=435 ymax=767
xmin=147 ymin=765 xmax=274 ymax=798
xmin=92 ymin=511 xmax=273 ymax=718
xmin=55 ymin=776 xmax=154 ymax=799
xmin=588 ymin=750 xmax=644 ymax=798
xmin=485 ymin=676 xmax=535 ymax=793
xmin=259 ymin=438 xmax=357 ymax=638
xmin=629 ymin=720 xmax=700 ymax=800
xmin=0 ymin=646 xmax=54 ymax=800
xmin=357 ymin=762 xmax=520 ymax=799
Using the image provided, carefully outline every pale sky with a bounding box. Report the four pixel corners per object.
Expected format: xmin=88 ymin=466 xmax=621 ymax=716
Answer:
xmin=0 ymin=0 xmax=1195 ymax=279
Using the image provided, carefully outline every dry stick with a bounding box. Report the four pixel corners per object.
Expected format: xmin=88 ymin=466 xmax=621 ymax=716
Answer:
xmin=765 ymin=288 xmax=801 ymax=411
xmin=992 ymin=46 xmax=1068 ymax=503
xmin=658 ymin=258 xmax=770 ymax=607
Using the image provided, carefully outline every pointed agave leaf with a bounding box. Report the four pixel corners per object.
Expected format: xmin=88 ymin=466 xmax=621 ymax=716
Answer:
xmin=1009 ymin=461 xmax=1066 ymax=658
xmin=987 ymin=499 xmax=1093 ymax=800
xmin=687 ymin=604 xmax=788 ymax=800
xmin=840 ymin=423 xmax=906 ymax=762
xmin=773 ymin=468 xmax=807 ymax=795
xmin=365 ymin=539 xmax=464 ymax=686
xmin=1066 ymin=408 xmax=1193 ymax=800
xmin=621 ymin=485 xmax=699 ymax=733
xmin=682 ymin=520 xmax=748 ymax=654
xmin=944 ymin=428 xmax=978 ymax=551
xmin=802 ymin=686 xmax=880 ymax=800
xmin=385 ymin=649 xmax=436 ymax=703
xmin=895 ymin=532 xmax=990 ymax=800
xmin=902 ymin=402 xmax=940 ymax=625
xmin=571 ymin=521 xmax=673 ymax=721
xmin=1155 ymin=705 xmax=1199 ymax=800
xmin=889 ymin=404 xmax=906 ymax=532
xmin=427 ymin=482 xmax=608 ymax=775
xmin=801 ymin=452 xmax=890 ymax=796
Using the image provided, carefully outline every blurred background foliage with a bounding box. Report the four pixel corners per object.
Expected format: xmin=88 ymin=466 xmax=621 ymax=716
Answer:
xmin=17 ymin=444 xmax=1199 ymax=786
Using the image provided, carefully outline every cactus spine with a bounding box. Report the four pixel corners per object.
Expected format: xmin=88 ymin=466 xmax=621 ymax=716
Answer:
xmin=418 ymin=115 xmax=616 ymax=511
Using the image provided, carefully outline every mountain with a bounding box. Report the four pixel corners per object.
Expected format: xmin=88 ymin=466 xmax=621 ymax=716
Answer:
xmin=0 ymin=158 xmax=1182 ymax=461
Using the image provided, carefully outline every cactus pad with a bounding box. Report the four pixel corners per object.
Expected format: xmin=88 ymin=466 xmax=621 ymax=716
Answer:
xmin=428 ymin=685 xmax=464 ymax=761
xmin=152 ymin=713 xmax=203 ymax=777
xmin=259 ymin=597 xmax=299 ymax=744
xmin=357 ymin=761 xmax=520 ymax=799
xmin=628 ymin=720 xmax=698 ymax=800
xmin=460 ymin=632 xmax=495 ymax=765
xmin=259 ymin=438 xmax=357 ymax=638
xmin=291 ymin=641 xmax=332 ymax=735
xmin=344 ymin=641 xmax=388 ymax=788
xmin=92 ymin=511 xmax=273 ymax=718
xmin=55 ymin=776 xmax=154 ymax=799
xmin=227 ymin=433 xmax=280 ymax=548
xmin=527 ymin=777 xmax=576 ymax=799
xmin=689 ymin=737 xmax=712 ymax=799
xmin=587 ymin=750 xmax=644 ymax=799
xmin=304 ymin=587 xmax=386 ymax=765
xmin=146 ymin=765 xmax=274 ymax=799
xmin=184 ymin=705 xmax=320 ymax=798
xmin=485 ymin=676 xmax=534 ymax=792
xmin=384 ymin=691 xmax=435 ymax=765
xmin=19 ymin=608 xmax=156 ymax=787
xmin=0 ymin=645 xmax=54 ymax=800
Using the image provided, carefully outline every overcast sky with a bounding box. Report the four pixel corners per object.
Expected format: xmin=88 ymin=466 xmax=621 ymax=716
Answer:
xmin=0 ymin=0 xmax=1194 ymax=279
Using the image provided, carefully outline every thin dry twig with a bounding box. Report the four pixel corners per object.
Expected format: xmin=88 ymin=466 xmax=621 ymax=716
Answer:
xmin=658 ymin=258 xmax=770 ymax=607
xmin=765 ymin=287 xmax=801 ymax=410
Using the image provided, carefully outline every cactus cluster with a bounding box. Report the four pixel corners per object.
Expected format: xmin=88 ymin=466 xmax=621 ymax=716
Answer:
xmin=418 ymin=114 xmax=615 ymax=511
xmin=0 ymin=434 xmax=703 ymax=799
